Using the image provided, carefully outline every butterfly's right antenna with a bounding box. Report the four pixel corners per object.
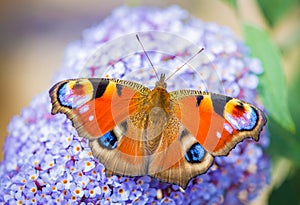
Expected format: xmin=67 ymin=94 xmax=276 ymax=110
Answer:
xmin=165 ymin=48 xmax=204 ymax=81
xmin=136 ymin=34 xmax=159 ymax=80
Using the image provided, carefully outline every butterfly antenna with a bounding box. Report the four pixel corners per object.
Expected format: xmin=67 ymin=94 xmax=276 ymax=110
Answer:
xmin=165 ymin=48 xmax=204 ymax=81
xmin=136 ymin=34 xmax=159 ymax=80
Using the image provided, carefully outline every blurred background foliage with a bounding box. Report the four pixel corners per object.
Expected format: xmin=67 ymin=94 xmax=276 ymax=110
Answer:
xmin=0 ymin=0 xmax=299 ymax=204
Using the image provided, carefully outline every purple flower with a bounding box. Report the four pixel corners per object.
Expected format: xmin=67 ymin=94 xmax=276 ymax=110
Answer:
xmin=0 ymin=5 xmax=270 ymax=204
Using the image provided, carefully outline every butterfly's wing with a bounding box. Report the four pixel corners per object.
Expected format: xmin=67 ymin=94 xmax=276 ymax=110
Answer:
xmin=148 ymin=116 xmax=214 ymax=188
xmin=49 ymin=78 xmax=151 ymax=175
xmin=171 ymin=90 xmax=267 ymax=156
xmin=90 ymin=119 xmax=151 ymax=176
xmin=148 ymin=90 xmax=266 ymax=188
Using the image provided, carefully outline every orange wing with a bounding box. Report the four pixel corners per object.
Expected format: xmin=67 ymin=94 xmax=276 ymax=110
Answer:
xmin=49 ymin=78 xmax=151 ymax=176
xmin=171 ymin=90 xmax=267 ymax=156
xmin=148 ymin=115 xmax=214 ymax=188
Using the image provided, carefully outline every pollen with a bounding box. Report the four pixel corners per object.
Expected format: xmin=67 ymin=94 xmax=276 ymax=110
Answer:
xmin=118 ymin=188 xmax=124 ymax=194
xmin=102 ymin=186 xmax=108 ymax=192
xmin=75 ymin=189 xmax=81 ymax=194
xmin=196 ymin=178 xmax=203 ymax=184
xmin=30 ymin=187 xmax=37 ymax=193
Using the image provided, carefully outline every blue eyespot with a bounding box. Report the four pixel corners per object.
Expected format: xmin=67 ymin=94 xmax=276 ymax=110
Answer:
xmin=225 ymin=106 xmax=258 ymax=131
xmin=98 ymin=131 xmax=118 ymax=150
xmin=58 ymin=83 xmax=73 ymax=108
xmin=185 ymin=143 xmax=206 ymax=163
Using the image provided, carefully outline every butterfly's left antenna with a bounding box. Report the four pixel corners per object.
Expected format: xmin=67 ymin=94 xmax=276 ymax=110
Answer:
xmin=136 ymin=34 xmax=159 ymax=80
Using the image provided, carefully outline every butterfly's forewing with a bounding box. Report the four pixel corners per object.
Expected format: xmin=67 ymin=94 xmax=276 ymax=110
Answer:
xmin=50 ymin=78 xmax=149 ymax=139
xmin=171 ymin=90 xmax=267 ymax=156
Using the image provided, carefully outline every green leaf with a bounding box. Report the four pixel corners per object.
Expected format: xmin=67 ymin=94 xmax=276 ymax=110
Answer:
xmin=268 ymin=118 xmax=300 ymax=166
xmin=268 ymin=62 xmax=300 ymax=204
xmin=267 ymin=61 xmax=300 ymax=165
xmin=256 ymin=0 xmax=299 ymax=26
xmin=243 ymin=23 xmax=295 ymax=132
xmin=222 ymin=0 xmax=238 ymax=9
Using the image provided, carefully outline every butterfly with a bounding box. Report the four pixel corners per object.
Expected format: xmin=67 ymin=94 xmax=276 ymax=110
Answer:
xmin=49 ymin=72 xmax=266 ymax=189
xmin=49 ymin=35 xmax=266 ymax=188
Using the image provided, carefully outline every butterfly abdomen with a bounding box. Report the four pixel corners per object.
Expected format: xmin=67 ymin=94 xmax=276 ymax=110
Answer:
xmin=141 ymin=87 xmax=171 ymax=153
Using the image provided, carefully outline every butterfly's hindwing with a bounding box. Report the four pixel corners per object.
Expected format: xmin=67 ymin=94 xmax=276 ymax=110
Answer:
xmin=149 ymin=120 xmax=214 ymax=188
xmin=90 ymin=120 xmax=148 ymax=176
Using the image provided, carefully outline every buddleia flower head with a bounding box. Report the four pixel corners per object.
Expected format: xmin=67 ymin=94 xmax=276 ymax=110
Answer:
xmin=0 ymin=5 xmax=270 ymax=204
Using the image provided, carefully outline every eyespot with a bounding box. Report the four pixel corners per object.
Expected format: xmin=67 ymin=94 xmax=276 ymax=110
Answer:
xmin=225 ymin=103 xmax=258 ymax=131
xmin=185 ymin=143 xmax=206 ymax=163
xmin=98 ymin=131 xmax=118 ymax=150
xmin=57 ymin=80 xmax=93 ymax=109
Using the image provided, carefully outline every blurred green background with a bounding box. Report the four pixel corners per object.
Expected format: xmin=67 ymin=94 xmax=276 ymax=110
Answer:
xmin=0 ymin=0 xmax=299 ymax=204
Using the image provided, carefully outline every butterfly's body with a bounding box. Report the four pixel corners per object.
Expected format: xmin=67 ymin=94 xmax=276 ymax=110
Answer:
xmin=49 ymin=74 xmax=266 ymax=188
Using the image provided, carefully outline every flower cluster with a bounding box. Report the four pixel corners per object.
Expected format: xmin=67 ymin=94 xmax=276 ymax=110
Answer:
xmin=0 ymin=5 xmax=270 ymax=204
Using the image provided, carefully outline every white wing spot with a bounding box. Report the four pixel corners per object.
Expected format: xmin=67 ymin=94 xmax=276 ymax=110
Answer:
xmin=79 ymin=104 xmax=89 ymax=114
xmin=224 ymin=123 xmax=233 ymax=134
xmin=89 ymin=115 xmax=94 ymax=121
xmin=216 ymin=131 xmax=221 ymax=139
